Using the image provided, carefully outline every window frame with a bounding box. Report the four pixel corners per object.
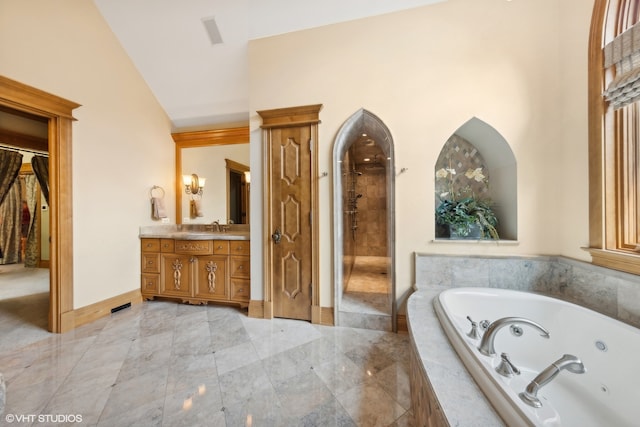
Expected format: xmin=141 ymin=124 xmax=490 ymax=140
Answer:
xmin=588 ymin=0 xmax=640 ymax=275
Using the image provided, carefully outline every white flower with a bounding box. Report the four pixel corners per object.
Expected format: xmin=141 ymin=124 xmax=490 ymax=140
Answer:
xmin=465 ymin=167 xmax=485 ymax=182
xmin=440 ymin=192 xmax=449 ymax=198
xmin=435 ymin=168 xmax=448 ymax=179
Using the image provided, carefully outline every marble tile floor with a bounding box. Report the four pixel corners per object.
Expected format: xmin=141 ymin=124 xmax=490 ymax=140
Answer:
xmin=0 ymin=298 xmax=414 ymax=426
xmin=0 ymin=265 xmax=51 ymax=354
xmin=0 ymin=264 xmax=49 ymax=299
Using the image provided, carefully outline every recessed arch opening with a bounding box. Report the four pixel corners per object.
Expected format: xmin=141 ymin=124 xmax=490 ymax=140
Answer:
xmin=333 ymin=108 xmax=396 ymax=332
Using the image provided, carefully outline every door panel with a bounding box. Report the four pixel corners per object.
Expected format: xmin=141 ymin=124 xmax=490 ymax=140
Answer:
xmin=271 ymin=128 xmax=312 ymax=321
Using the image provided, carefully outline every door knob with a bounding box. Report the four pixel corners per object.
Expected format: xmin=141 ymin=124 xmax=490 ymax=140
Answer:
xmin=271 ymin=228 xmax=281 ymax=244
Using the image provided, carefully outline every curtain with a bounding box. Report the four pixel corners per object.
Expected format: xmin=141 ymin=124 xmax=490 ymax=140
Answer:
xmin=0 ymin=150 xmax=22 ymax=207
xmin=31 ymin=155 xmax=49 ymax=205
xmin=0 ymin=150 xmax=23 ymax=262
xmin=603 ymin=22 xmax=640 ymax=109
xmin=0 ymin=179 xmax=22 ymax=264
xmin=24 ymin=174 xmax=39 ymax=267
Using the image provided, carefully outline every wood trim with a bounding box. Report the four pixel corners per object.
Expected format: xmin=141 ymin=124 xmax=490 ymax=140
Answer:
xmin=60 ymin=289 xmax=142 ymax=331
xmin=258 ymin=105 xmax=323 ymax=324
xmin=397 ymin=314 xmax=408 ymax=334
xmin=171 ymin=127 xmax=249 ymax=147
xmin=0 ymin=75 xmax=79 ymax=120
xmin=588 ymin=0 xmax=607 ymax=250
xmin=320 ymin=306 xmax=334 ymax=326
xmin=257 ymin=104 xmax=323 ymax=128
xmin=0 ymin=128 xmax=48 ymax=152
xmin=0 ymin=75 xmax=79 ymax=333
xmin=173 ymin=126 xmax=249 ymax=225
xmin=584 ymin=247 xmax=640 ymax=275
xmin=312 ymin=305 xmax=322 ymax=325
xmin=248 ymin=299 xmax=264 ymax=318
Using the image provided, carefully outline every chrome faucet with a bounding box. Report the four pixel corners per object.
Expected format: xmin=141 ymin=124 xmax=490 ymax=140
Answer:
xmin=478 ymin=317 xmax=550 ymax=356
xmin=210 ymin=220 xmax=221 ymax=232
xmin=519 ymin=354 xmax=586 ymax=408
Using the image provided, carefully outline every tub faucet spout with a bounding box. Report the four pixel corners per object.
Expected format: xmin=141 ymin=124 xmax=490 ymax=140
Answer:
xmin=519 ymin=354 xmax=586 ymax=408
xmin=478 ymin=317 xmax=550 ymax=357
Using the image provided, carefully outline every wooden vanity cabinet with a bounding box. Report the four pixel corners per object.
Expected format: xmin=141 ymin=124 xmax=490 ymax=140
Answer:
xmin=193 ymin=254 xmax=229 ymax=300
xmin=229 ymin=241 xmax=250 ymax=302
xmin=141 ymin=237 xmax=249 ymax=307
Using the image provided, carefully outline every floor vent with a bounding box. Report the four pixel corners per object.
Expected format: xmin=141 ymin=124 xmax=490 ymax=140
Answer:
xmin=111 ymin=302 xmax=131 ymax=314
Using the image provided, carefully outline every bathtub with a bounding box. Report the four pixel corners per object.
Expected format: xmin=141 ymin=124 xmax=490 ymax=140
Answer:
xmin=433 ymin=287 xmax=640 ymax=427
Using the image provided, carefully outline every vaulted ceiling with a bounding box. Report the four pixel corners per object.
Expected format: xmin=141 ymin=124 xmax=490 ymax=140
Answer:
xmin=93 ymin=0 xmax=444 ymax=130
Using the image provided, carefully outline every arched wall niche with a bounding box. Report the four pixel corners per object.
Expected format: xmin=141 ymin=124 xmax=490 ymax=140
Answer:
xmin=435 ymin=117 xmax=517 ymax=241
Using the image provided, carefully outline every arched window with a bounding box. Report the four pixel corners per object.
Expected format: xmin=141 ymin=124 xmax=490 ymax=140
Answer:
xmin=588 ymin=0 xmax=640 ymax=274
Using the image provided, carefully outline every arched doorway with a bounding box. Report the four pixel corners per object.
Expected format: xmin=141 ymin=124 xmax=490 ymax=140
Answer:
xmin=333 ymin=109 xmax=396 ymax=332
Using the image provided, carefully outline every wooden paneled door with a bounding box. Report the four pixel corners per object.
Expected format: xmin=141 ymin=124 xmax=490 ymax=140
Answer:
xmin=258 ymin=105 xmax=322 ymax=323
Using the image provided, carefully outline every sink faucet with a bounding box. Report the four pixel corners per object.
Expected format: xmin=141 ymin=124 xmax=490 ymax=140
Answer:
xmin=210 ymin=220 xmax=221 ymax=232
xmin=519 ymin=354 xmax=586 ymax=408
xmin=478 ymin=317 xmax=550 ymax=356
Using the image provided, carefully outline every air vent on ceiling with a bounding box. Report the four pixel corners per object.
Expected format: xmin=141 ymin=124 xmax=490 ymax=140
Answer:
xmin=202 ymin=16 xmax=223 ymax=45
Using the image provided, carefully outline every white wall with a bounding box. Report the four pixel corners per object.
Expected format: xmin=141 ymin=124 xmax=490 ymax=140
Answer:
xmin=0 ymin=0 xmax=176 ymax=308
xmin=248 ymin=0 xmax=593 ymax=309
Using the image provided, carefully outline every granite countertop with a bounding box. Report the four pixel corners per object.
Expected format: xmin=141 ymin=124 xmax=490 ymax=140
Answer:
xmin=407 ymin=288 xmax=505 ymax=426
xmin=139 ymin=225 xmax=250 ymax=241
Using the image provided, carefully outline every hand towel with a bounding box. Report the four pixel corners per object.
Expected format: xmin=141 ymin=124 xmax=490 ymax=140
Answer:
xmin=194 ymin=198 xmax=204 ymax=217
xmin=152 ymin=197 xmax=167 ymax=219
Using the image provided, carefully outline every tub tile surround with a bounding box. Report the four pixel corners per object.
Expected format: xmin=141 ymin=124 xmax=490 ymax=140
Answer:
xmin=408 ymin=291 xmax=504 ymax=426
xmin=414 ymin=253 xmax=640 ymax=328
xmin=409 ymin=253 xmax=640 ymax=426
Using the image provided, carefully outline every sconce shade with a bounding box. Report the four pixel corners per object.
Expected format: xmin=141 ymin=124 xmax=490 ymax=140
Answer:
xmin=244 ymin=171 xmax=251 ymax=184
xmin=184 ymin=173 xmax=204 ymax=195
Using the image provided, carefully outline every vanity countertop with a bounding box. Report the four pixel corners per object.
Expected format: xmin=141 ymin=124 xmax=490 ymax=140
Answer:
xmin=139 ymin=225 xmax=250 ymax=241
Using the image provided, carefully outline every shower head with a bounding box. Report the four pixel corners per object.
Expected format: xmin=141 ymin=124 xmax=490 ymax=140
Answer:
xmin=356 ymin=194 xmax=363 ymax=198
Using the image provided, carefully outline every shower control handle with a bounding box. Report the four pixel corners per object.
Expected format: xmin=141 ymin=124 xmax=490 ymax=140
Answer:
xmin=271 ymin=228 xmax=281 ymax=244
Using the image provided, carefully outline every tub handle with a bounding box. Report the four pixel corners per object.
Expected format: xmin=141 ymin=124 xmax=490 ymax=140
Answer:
xmin=496 ymin=352 xmax=521 ymax=377
xmin=466 ymin=316 xmax=482 ymax=340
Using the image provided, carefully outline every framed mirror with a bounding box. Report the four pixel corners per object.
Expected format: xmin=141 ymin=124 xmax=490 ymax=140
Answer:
xmin=172 ymin=127 xmax=250 ymax=225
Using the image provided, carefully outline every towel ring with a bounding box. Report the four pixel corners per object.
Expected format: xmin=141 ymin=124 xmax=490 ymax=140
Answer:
xmin=150 ymin=185 xmax=165 ymax=199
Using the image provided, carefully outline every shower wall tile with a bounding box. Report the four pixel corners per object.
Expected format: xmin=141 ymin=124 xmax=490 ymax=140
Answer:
xmin=414 ymin=253 xmax=640 ymax=329
xmin=355 ymin=170 xmax=387 ymax=257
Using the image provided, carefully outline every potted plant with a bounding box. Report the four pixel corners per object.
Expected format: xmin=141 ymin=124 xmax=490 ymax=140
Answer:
xmin=435 ymin=165 xmax=499 ymax=239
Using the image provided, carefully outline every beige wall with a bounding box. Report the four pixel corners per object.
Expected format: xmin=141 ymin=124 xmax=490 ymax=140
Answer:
xmin=248 ymin=0 xmax=593 ymax=309
xmin=0 ymin=0 xmax=594 ymax=314
xmin=0 ymin=0 xmax=176 ymax=308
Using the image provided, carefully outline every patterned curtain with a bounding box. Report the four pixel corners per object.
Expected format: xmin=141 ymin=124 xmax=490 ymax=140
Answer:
xmin=0 ymin=179 xmax=22 ymax=264
xmin=0 ymin=150 xmax=22 ymax=207
xmin=0 ymin=150 xmax=23 ymax=262
xmin=31 ymin=155 xmax=49 ymax=205
xmin=24 ymin=175 xmax=39 ymax=267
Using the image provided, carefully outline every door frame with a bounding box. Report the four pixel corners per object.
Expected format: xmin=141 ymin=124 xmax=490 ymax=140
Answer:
xmin=257 ymin=104 xmax=323 ymax=323
xmin=0 ymin=76 xmax=79 ymax=333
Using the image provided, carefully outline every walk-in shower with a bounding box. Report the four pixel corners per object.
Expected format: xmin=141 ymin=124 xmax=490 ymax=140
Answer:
xmin=333 ymin=109 xmax=395 ymax=332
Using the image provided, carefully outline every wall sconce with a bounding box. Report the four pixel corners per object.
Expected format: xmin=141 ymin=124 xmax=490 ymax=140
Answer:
xmin=183 ymin=173 xmax=205 ymax=196
xmin=244 ymin=171 xmax=251 ymax=184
